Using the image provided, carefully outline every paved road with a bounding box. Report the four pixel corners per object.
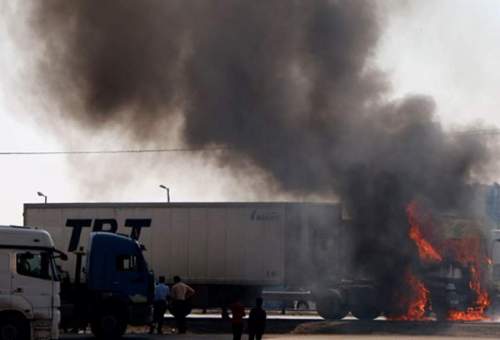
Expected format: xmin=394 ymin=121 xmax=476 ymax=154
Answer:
xmin=58 ymin=313 xmax=500 ymax=339
xmin=60 ymin=335 xmax=499 ymax=340
xmin=59 ymin=319 xmax=500 ymax=339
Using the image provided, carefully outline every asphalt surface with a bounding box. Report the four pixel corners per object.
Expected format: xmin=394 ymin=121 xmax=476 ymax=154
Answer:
xmin=60 ymin=335 xmax=500 ymax=340
xmin=58 ymin=315 xmax=500 ymax=339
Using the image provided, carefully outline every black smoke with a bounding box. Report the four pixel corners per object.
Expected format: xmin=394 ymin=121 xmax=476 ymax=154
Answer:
xmin=30 ymin=1 xmax=387 ymax=195
xmin=28 ymin=0 xmax=490 ymax=310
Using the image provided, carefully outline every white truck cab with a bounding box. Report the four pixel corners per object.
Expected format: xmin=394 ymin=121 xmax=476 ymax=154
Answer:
xmin=0 ymin=226 xmax=61 ymax=340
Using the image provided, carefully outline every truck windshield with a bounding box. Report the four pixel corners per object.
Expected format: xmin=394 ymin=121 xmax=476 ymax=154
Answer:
xmin=16 ymin=251 xmax=59 ymax=281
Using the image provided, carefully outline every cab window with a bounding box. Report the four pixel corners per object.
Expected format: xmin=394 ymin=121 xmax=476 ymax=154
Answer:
xmin=116 ymin=254 xmax=140 ymax=272
xmin=16 ymin=251 xmax=55 ymax=280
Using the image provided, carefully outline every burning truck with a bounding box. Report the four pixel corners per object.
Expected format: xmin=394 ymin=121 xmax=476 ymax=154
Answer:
xmin=314 ymin=199 xmax=498 ymax=321
xmin=23 ymin=200 xmax=500 ymax=321
xmin=388 ymin=201 xmax=493 ymax=321
xmin=23 ymin=0 xmax=499 ymax=323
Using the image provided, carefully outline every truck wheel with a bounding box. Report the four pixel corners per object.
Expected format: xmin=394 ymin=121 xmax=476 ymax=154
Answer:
xmin=351 ymin=305 xmax=381 ymax=320
xmin=316 ymin=291 xmax=348 ymax=320
xmin=90 ymin=309 xmax=127 ymax=339
xmin=0 ymin=315 xmax=29 ymax=340
xmin=348 ymin=287 xmax=381 ymax=320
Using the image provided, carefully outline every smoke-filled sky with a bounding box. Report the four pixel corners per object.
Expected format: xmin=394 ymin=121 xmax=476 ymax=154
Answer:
xmin=0 ymin=0 xmax=499 ymax=225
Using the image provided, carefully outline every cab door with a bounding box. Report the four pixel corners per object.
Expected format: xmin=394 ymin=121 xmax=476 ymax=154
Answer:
xmin=11 ymin=250 xmax=56 ymax=319
xmin=0 ymin=251 xmax=12 ymax=308
xmin=114 ymin=251 xmax=149 ymax=302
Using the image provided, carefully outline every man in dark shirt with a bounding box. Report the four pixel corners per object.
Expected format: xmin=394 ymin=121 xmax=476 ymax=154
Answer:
xmin=248 ymin=297 xmax=266 ymax=340
xmin=229 ymin=298 xmax=245 ymax=340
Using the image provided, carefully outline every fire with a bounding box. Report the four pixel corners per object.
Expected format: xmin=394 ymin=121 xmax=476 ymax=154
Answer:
xmin=447 ymin=265 xmax=489 ymax=321
xmin=387 ymin=270 xmax=430 ymax=321
xmin=407 ymin=202 xmax=442 ymax=263
xmin=444 ymin=240 xmax=490 ymax=321
xmin=387 ymin=202 xmax=438 ymax=320
xmin=405 ymin=272 xmax=430 ymax=320
xmin=405 ymin=201 xmax=490 ymax=321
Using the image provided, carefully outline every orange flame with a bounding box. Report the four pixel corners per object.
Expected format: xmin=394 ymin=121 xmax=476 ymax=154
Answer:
xmin=405 ymin=201 xmax=490 ymax=321
xmin=407 ymin=202 xmax=442 ymax=263
xmin=389 ymin=270 xmax=430 ymax=321
xmin=445 ymin=243 xmax=490 ymax=321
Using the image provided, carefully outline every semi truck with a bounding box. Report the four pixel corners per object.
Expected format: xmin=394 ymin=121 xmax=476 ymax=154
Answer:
xmin=58 ymin=232 xmax=153 ymax=338
xmin=23 ymin=202 xmax=499 ymax=321
xmin=419 ymin=216 xmax=492 ymax=320
xmin=24 ymin=202 xmax=366 ymax=320
xmin=0 ymin=224 xmax=153 ymax=340
xmin=408 ymin=213 xmax=500 ymax=320
xmin=0 ymin=225 xmax=61 ymax=340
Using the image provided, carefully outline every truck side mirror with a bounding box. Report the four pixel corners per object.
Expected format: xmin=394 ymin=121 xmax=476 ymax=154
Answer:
xmin=54 ymin=249 xmax=68 ymax=261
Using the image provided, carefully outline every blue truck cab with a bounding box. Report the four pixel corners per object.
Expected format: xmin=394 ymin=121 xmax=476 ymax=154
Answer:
xmin=85 ymin=232 xmax=153 ymax=338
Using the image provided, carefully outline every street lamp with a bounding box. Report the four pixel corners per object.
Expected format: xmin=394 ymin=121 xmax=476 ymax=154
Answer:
xmin=37 ymin=191 xmax=47 ymax=204
xmin=159 ymin=185 xmax=170 ymax=203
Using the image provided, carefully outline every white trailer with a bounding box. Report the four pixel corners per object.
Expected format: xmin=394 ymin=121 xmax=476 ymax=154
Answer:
xmin=24 ymin=203 xmax=293 ymax=284
xmin=0 ymin=226 xmax=61 ymax=340
xmin=24 ymin=202 xmax=363 ymax=318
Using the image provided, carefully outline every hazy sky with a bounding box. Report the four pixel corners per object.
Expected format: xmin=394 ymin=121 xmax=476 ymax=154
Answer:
xmin=377 ymin=0 xmax=500 ymax=128
xmin=0 ymin=1 xmax=499 ymax=224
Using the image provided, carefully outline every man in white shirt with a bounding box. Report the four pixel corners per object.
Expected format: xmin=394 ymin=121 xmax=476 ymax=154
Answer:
xmin=170 ymin=275 xmax=195 ymax=333
xmin=149 ymin=276 xmax=170 ymax=334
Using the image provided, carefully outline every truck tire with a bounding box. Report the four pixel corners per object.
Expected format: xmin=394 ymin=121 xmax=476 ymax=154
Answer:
xmin=90 ymin=308 xmax=127 ymax=339
xmin=0 ymin=315 xmax=29 ymax=340
xmin=316 ymin=290 xmax=348 ymax=320
xmin=349 ymin=287 xmax=381 ymax=320
xmin=351 ymin=305 xmax=381 ymax=320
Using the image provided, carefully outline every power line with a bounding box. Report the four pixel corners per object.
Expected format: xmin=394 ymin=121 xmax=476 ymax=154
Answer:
xmin=0 ymin=128 xmax=498 ymax=156
xmin=0 ymin=146 xmax=230 ymax=156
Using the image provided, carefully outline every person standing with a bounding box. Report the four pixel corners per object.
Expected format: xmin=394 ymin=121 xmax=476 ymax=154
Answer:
xmin=170 ymin=275 xmax=195 ymax=334
xmin=248 ymin=298 xmax=266 ymax=340
xmin=229 ymin=298 xmax=245 ymax=340
xmin=149 ymin=276 xmax=169 ymax=334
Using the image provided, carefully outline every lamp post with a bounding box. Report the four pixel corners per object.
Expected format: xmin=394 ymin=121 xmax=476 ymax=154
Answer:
xmin=159 ymin=185 xmax=170 ymax=203
xmin=37 ymin=191 xmax=47 ymax=204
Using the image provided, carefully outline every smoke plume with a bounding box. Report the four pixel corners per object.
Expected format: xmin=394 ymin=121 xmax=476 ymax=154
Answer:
xmin=30 ymin=1 xmax=387 ymax=195
xmin=29 ymin=0 xmax=490 ymax=309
